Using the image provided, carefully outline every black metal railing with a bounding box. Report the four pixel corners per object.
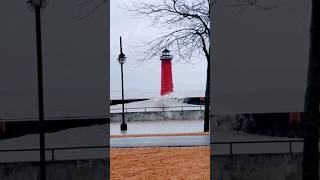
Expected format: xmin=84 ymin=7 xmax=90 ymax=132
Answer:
xmin=110 ymin=105 xmax=205 ymax=113
xmin=0 ymin=145 xmax=109 ymax=161
xmin=210 ymin=139 xmax=319 ymax=156
xmin=2 ymin=116 xmax=109 ymax=122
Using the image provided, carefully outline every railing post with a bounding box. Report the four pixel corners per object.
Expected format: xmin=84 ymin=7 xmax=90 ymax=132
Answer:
xmin=182 ymin=106 xmax=183 ymax=112
xmin=230 ymin=143 xmax=233 ymax=156
xmin=289 ymin=142 xmax=292 ymax=154
xmin=145 ymin=107 xmax=147 ymax=112
xmin=51 ymin=149 xmax=55 ymax=161
xmin=163 ymin=107 xmax=165 ymax=112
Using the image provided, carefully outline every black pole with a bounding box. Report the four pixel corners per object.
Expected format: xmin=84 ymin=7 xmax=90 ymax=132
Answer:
xmin=120 ymin=64 xmax=127 ymax=130
xmin=35 ymin=4 xmax=46 ymax=180
xmin=120 ymin=36 xmax=123 ymax=54
xmin=120 ymin=37 xmax=127 ymax=131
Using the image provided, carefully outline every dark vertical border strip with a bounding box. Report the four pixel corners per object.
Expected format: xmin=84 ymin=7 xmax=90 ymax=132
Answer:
xmin=106 ymin=0 xmax=110 ymax=179
xmin=209 ymin=1 xmax=214 ymax=179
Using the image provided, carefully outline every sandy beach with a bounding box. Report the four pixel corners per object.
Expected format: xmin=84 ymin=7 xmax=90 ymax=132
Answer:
xmin=111 ymin=146 xmax=210 ymax=180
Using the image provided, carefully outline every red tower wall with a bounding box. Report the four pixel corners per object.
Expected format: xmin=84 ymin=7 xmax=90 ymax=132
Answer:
xmin=161 ymin=59 xmax=173 ymax=95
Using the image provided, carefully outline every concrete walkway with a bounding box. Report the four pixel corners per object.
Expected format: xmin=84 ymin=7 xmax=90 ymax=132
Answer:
xmin=111 ymin=135 xmax=209 ymax=148
xmin=110 ymin=119 xmax=208 ymax=148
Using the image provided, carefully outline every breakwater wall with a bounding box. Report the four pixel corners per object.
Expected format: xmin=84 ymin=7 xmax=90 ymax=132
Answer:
xmin=111 ymin=110 xmax=204 ymax=122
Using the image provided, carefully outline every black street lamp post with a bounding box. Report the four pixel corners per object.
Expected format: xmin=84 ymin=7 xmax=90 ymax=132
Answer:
xmin=118 ymin=37 xmax=127 ymax=131
xmin=27 ymin=0 xmax=47 ymax=180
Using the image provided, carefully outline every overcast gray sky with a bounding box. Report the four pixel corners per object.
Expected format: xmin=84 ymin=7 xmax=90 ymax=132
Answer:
xmin=110 ymin=0 xmax=207 ymax=98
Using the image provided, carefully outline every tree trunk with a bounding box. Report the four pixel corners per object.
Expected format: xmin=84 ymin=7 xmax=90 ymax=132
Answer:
xmin=302 ymin=0 xmax=320 ymax=179
xmin=204 ymin=54 xmax=210 ymax=132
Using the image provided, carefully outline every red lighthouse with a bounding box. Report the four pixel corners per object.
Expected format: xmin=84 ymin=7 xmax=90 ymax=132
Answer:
xmin=160 ymin=48 xmax=174 ymax=96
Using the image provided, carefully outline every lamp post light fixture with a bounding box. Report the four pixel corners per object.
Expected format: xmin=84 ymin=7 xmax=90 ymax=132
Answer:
xmin=27 ymin=0 xmax=48 ymax=180
xmin=118 ymin=37 xmax=127 ymax=131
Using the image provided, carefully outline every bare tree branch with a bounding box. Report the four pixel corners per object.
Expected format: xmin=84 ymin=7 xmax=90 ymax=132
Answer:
xmin=218 ymin=0 xmax=282 ymax=14
xmin=121 ymin=0 xmax=210 ymax=63
xmin=74 ymin=0 xmax=106 ymax=20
